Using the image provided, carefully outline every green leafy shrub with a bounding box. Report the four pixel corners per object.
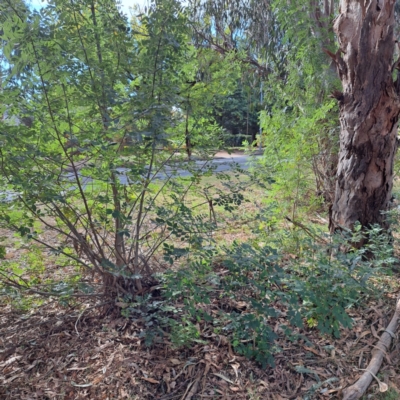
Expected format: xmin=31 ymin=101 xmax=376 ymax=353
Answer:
xmin=162 ymin=221 xmax=396 ymax=367
xmin=0 ymin=0 xmax=243 ymax=304
xmin=169 ymin=319 xmax=206 ymax=348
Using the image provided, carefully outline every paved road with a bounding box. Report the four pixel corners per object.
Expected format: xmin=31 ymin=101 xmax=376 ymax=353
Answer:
xmin=62 ymin=152 xmax=261 ymax=184
xmin=120 ymin=152 xmax=261 ymax=182
xmin=0 ymin=152 xmax=262 ymax=201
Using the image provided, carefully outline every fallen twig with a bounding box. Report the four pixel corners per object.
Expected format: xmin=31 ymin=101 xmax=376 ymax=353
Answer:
xmin=342 ymin=297 xmax=400 ymax=400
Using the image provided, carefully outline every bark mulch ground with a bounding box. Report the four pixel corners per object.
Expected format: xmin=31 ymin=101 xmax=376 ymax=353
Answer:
xmin=1 ymin=291 xmax=400 ymax=400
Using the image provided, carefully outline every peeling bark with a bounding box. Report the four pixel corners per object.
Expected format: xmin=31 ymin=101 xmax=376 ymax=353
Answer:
xmin=330 ymin=0 xmax=400 ymax=235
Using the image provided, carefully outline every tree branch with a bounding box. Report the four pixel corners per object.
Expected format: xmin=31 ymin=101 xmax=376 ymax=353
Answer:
xmin=343 ymin=297 xmax=400 ymax=400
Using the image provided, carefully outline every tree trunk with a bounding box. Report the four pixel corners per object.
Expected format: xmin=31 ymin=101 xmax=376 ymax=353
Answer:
xmin=329 ymin=0 xmax=400 ymax=235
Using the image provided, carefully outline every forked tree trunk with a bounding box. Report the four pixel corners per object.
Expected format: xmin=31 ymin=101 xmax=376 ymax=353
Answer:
xmin=329 ymin=0 xmax=400 ymax=235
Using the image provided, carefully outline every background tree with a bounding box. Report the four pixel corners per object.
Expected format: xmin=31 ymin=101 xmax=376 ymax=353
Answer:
xmin=188 ymin=0 xmax=342 ymax=209
xmin=167 ymin=46 xmax=240 ymax=158
xmin=213 ymin=77 xmax=261 ymax=146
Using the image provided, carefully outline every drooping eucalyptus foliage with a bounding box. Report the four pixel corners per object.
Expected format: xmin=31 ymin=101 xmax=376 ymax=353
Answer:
xmin=189 ymin=0 xmax=285 ymax=76
xmin=189 ymin=0 xmax=341 ymax=218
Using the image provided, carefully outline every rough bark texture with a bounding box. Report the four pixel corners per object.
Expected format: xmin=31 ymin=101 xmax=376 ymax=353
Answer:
xmin=330 ymin=0 xmax=400 ymax=233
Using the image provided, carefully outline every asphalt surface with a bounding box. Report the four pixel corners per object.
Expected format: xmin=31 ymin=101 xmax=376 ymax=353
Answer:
xmin=119 ymin=152 xmax=261 ymax=182
xmin=0 ymin=152 xmax=262 ymax=201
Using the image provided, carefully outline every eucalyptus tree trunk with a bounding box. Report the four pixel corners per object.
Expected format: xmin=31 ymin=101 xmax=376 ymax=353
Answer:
xmin=329 ymin=0 xmax=400 ymax=234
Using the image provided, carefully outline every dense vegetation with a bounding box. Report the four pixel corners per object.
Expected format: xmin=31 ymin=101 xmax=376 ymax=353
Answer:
xmin=1 ymin=1 xmax=400 ymax=399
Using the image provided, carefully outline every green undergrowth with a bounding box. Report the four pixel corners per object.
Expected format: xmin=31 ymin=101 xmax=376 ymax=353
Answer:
xmin=118 ymin=215 xmax=399 ymax=368
xmin=2 ymin=166 xmax=399 ymax=369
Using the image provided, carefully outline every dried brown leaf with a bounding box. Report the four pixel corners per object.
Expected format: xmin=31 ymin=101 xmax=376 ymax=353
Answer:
xmin=142 ymin=377 xmax=159 ymax=384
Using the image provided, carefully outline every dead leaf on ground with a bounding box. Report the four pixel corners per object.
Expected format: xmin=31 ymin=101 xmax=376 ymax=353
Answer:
xmin=142 ymin=377 xmax=159 ymax=384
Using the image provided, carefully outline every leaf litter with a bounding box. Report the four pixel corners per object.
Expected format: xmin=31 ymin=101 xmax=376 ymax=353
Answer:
xmin=1 ymin=227 xmax=400 ymax=399
xmin=0 ymin=288 xmax=400 ymax=399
